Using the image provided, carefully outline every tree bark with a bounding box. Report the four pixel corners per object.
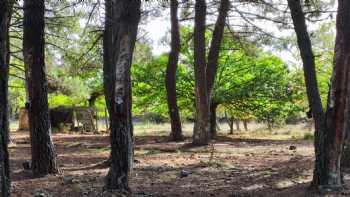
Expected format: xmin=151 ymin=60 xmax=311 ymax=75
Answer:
xmin=224 ymin=111 xmax=234 ymax=134
xmin=321 ymin=0 xmax=350 ymax=188
xmin=206 ymin=0 xmax=230 ymax=94
xmin=229 ymin=118 xmax=234 ymax=134
xmin=206 ymin=0 xmax=230 ymax=138
xmin=166 ymin=0 xmax=183 ymax=141
xmin=0 ymin=0 xmax=12 ymax=195
xmin=192 ymin=0 xmax=210 ymax=145
xmin=103 ymin=0 xmax=141 ymax=192
xmin=288 ymin=0 xmax=350 ymax=189
xmin=209 ymin=102 xmax=218 ymax=138
xmin=23 ymin=0 xmax=59 ymax=176
xmin=243 ymin=120 xmax=248 ymax=131
xmin=235 ymin=119 xmax=240 ymax=131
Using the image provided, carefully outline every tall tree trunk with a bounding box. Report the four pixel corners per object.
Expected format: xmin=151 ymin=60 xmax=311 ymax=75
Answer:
xmin=103 ymin=0 xmax=141 ymax=192
xmin=166 ymin=0 xmax=183 ymax=141
xmin=209 ymin=102 xmax=218 ymax=138
xmin=206 ymin=0 xmax=230 ymax=94
xmin=206 ymin=0 xmax=230 ymax=138
xmin=288 ymin=0 xmax=326 ymax=187
xmin=23 ymin=0 xmax=58 ymax=176
xmin=243 ymin=120 xmax=248 ymax=131
xmin=193 ymin=0 xmax=210 ymax=145
xmin=288 ymin=0 xmax=350 ymax=189
xmin=321 ymin=0 xmax=350 ymax=188
xmin=0 ymin=0 xmax=12 ymax=195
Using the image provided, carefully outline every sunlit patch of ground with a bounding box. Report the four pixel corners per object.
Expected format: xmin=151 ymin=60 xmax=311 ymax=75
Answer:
xmin=8 ymin=122 xmax=350 ymax=196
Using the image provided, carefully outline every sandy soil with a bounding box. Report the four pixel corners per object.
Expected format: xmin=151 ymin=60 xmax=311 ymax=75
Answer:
xmin=8 ymin=129 xmax=350 ymax=197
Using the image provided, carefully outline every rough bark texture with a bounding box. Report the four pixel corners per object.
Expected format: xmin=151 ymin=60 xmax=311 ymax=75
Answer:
xmin=103 ymin=0 xmax=141 ymax=192
xmin=23 ymin=0 xmax=59 ymax=176
xmin=321 ymin=0 xmax=350 ymax=188
xmin=166 ymin=0 xmax=183 ymax=141
xmin=193 ymin=0 xmax=210 ymax=145
xmin=0 ymin=0 xmax=12 ymax=195
xmin=288 ymin=0 xmax=350 ymax=189
xmin=209 ymin=102 xmax=218 ymax=138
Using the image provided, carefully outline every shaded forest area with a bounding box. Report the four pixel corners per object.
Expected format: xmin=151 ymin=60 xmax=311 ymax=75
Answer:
xmin=1 ymin=0 xmax=350 ymax=196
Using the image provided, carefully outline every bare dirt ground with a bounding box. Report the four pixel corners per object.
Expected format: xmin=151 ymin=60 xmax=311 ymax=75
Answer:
xmin=8 ymin=123 xmax=350 ymax=197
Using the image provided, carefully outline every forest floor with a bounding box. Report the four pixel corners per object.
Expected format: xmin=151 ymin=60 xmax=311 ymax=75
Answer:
xmin=8 ymin=122 xmax=350 ymax=197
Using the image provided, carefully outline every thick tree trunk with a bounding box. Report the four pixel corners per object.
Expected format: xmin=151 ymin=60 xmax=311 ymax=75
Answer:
xmin=192 ymin=0 xmax=210 ymax=145
xmin=342 ymin=100 xmax=350 ymax=167
xmin=320 ymin=1 xmax=350 ymax=188
xmin=0 ymin=0 xmax=12 ymax=195
xmin=209 ymin=102 xmax=218 ymax=138
xmin=288 ymin=0 xmax=350 ymax=189
xmin=103 ymin=0 xmax=141 ymax=192
xmin=166 ymin=0 xmax=183 ymax=141
xmin=23 ymin=0 xmax=59 ymax=176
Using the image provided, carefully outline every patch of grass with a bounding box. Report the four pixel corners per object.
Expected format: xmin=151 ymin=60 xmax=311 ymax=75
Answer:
xmin=303 ymin=133 xmax=314 ymax=140
xmin=94 ymin=146 xmax=110 ymax=153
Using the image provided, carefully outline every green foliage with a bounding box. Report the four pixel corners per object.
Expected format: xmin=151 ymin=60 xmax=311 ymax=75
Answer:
xmin=303 ymin=132 xmax=314 ymax=140
xmin=131 ymin=26 xmax=302 ymax=127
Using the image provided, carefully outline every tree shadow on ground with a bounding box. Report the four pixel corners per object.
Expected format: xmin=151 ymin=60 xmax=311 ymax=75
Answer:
xmin=8 ymin=132 xmax=327 ymax=196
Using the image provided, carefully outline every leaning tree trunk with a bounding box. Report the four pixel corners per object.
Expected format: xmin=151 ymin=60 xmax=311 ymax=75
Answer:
xmin=192 ymin=0 xmax=210 ymax=145
xmin=166 ymin=0 xmax=183 ymax=141
xmin=23 ymin=0 xmax=59 ymax=176
xmin=206 ymin=0 xmax=230 ymax=138
xmin=103 ymin=0 xmax=141 ymax=192
xmin=0 ymin=0 xmax=12 ymax=195
xmin=288 ymin=0 xmax=350 ymax=189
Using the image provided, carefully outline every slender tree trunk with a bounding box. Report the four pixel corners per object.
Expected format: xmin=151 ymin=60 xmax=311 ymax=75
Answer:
xmin=229 ymin=118 xmax=234 ymax=134
xmin=166 ymin=0 xmax=183 ymax=141
xmin=209 ymin=102 xmax=218 ymax=138
xmin=243 ymin=120 xmax=248 ymax=131
xmin=206 ymin=0 xmax=230 ymax=138
xmin=235 ymin=119 xmax=240 ymax=131
xmin=0 ymin=0 xmax=12 ymax=195
xmin=206 ymin=0 xmax=230 ymax=94
xmin=103 ymin=0 xmax=141 ymax=192
xmin=288 ymin=0 xmax=350 ymax=189
xmin=192 ymin=0 xmax=210 ymax=145
xmin=23 ymin=0 xmax=59 ymax=176
xmin=224 ymin=111 xmax=233 ymax=134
